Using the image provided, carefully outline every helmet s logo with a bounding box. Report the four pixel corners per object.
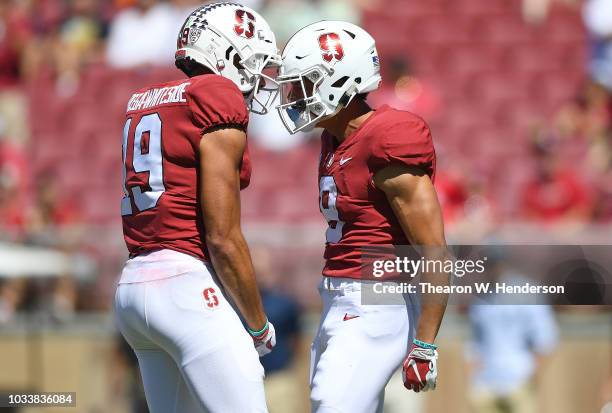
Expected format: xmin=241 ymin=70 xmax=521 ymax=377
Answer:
xmin=234 ymin=10 xmax=255 ymax=39
xmin=319 ymin=33 xmax=344 ymax=63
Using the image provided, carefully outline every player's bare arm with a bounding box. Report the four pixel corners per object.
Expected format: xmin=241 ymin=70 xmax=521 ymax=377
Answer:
xmin=374 ymin=163 xmax=449 ymax=392
xmin=199 ymin=126 xmax=267 ymax=332
xmin=374 ymin=164 xmax=449 ymax=343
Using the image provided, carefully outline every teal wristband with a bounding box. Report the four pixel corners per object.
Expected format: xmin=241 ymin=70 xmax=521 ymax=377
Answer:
xmin=414 ymin=339 xmax=438 ymax=350
xmin=248 ymin=320 xmax=269 ymax=337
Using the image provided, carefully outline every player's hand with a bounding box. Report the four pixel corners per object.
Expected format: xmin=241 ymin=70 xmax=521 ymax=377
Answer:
xmin=402 ymin=340 xmax=438 ymax=392
xmin=249 ymin=320 xmax=276 ymax=357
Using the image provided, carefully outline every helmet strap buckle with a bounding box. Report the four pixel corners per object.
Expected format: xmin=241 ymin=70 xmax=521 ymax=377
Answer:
xmin=338 ymin=83 xmax=358 ymax=108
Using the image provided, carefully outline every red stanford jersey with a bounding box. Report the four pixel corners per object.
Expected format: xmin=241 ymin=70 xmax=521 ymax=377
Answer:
xmin=318 ymin=105 xmax=436 ymax=278
xmin=121 ymin=74 xmax=251 ymax=260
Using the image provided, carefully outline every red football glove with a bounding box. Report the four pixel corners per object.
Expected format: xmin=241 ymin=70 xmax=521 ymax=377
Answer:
xmin=402 ymin=341 xmax=438 ymax=392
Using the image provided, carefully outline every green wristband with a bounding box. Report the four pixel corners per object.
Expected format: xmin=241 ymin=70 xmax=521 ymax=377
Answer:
xmin=248 ymin=320 xmax=269 ymax=337
xmin=414 ymin=339 xmax=438 ymax=350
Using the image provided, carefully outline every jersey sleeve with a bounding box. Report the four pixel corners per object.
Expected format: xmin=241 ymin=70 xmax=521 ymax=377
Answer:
xmin=185 ymin=75 xmax=249 ymax=134
xmin=368 ymin=115 xmax=436 ymax=179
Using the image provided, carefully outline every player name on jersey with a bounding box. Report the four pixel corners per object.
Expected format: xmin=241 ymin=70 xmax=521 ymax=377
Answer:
xmin=127 ymin=82 xmax=190 ymax=112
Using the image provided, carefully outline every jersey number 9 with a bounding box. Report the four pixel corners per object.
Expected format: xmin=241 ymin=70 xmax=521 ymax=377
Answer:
xmin=319 ymin=176 xmax=345 ymax=243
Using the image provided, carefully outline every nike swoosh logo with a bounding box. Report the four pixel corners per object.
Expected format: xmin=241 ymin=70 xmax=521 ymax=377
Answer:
xmin=343 ymin=313 xmax=360 ymax=321
xmin=339 ymin=157 xmax=352 ymax=166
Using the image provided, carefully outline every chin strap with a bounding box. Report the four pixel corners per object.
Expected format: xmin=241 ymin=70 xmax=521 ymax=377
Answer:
xmin=338 ymin=83 xmax=358 ymax=109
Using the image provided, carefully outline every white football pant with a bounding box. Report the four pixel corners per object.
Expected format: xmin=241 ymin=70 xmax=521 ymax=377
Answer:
xmin=114 ymin=249 xmax=267 ymax=413
xmin=310 ymin=277 xmax=419 ymax=413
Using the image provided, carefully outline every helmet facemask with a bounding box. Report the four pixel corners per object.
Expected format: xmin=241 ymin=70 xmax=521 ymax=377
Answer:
xmin=241 ymin=52 xmax=282 ymax=115
xmin=276 ymin=67 xmax=333 ymax=134
xmin=209 ymin=43 xmax=281 ymax=115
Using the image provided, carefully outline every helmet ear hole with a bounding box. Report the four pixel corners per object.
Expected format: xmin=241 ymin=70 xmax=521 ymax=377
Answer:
xmin=343 ymin=29 xmax=356 ymax=39
xmin=355 ymin=77 xmax=362 ymax=84
xmin=329 ymin=94 xmax=334 ymax=101
xmin=331 ymin=76 xmax=350 ymax=88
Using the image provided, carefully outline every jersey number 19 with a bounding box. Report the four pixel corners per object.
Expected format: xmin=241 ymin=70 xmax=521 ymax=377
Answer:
xmin=121 ymin=113 xmax=166 ymax=216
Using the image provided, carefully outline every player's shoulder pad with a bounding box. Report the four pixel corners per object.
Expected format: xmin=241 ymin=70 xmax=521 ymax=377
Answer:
xmin=185 ymin=74 xmax=249 ymax=133
xmin=372 ymin=108 xmax=433 ymax=146
xmin=367 ymin=107 xmax=436 ymax=177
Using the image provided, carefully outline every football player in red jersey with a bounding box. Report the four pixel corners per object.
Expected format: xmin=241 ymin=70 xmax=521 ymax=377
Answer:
xmin=114 ymin=3 xmax=281 ymax=413
xmin=276 ymin=21 xmax=449 ymax=411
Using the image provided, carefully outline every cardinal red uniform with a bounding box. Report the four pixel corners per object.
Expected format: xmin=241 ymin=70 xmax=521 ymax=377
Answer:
xmin=116 ymin=74 xmax=267 ymax=413
xmin=121 ymin=74 xmax=251 ymax=261
xmin=318 ymin=104 xmax=436 ymax=278
xmin=310 ymin=105 xmax=437 ymax=413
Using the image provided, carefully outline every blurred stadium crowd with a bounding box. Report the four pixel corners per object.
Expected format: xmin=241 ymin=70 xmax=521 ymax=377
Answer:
xmin=1 ymin=0 xmax=609 ymax=314
xmin=0 ymin=0 xmax=610 ymax=410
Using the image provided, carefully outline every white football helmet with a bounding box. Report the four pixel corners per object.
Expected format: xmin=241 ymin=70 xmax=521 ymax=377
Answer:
xmin=176 ymin=2 xmax=281 ymax=114
xmin=276 ymin=21 xmax=381 ymax=133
